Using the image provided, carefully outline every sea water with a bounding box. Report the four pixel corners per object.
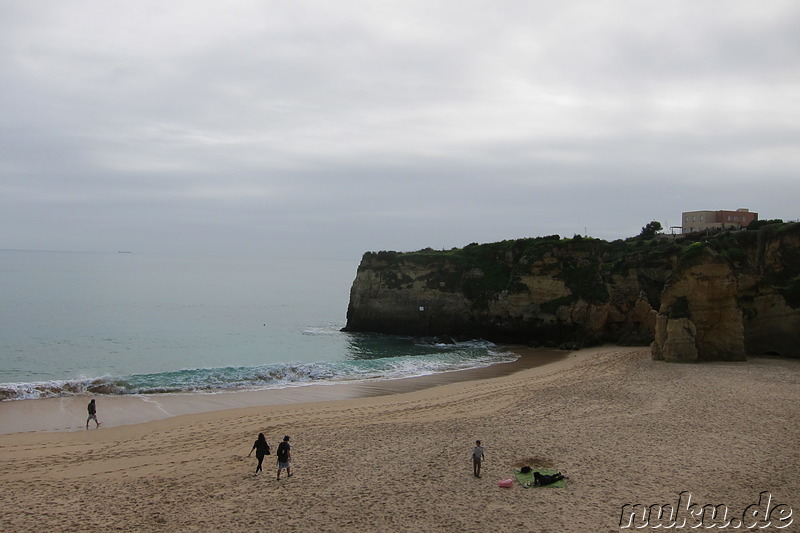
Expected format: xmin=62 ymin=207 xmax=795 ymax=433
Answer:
xmin=0 ymin=250 xmax=516 ymax=400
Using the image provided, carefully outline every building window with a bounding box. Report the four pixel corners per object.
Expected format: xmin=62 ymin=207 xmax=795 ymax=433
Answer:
xmin=700 ymin=215 xmax=704 ymax=221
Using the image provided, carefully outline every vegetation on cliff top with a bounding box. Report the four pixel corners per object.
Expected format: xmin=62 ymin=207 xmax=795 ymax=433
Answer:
xmin=361 ymin=222 xmax=800 ymax=311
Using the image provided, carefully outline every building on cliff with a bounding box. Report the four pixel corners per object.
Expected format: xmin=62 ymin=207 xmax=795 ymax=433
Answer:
xmin=682 ymin=208 xmax=758 ymax=234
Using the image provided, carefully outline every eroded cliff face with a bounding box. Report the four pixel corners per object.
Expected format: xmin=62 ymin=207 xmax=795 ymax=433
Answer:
xmin=344 ymin=261 xmax=474 ymax=336
xmin=345 ymin=237 xmax=668 ymax=346
xmin=345 ymin=224 xmax=800 ymax=360
xmin=651 ymin=223 xmax=800 ymax=361
xmin=651 ymin=247 xmax=746 ymax=362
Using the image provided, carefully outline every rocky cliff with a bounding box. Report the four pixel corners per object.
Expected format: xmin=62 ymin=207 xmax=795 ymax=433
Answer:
xmin=344 ymin=223 xmax=800 ymax=360
xmin=652 ymin=223 xmax=800 ymax=361
xmin=650 ymin=246 xmax=746 ymax=362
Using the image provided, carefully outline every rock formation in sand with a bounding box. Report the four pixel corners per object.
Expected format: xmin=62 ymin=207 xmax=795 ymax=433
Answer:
xmin=650 ymin=245 xmax=746 ymax=362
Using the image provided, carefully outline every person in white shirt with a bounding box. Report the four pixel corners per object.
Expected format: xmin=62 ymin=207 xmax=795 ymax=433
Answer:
xmin=472 ymin=440 xmax=485 ymax=478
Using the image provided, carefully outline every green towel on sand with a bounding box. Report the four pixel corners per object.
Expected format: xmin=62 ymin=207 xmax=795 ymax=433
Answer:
xmin=514 ymin=468 xmax=566 ymax=488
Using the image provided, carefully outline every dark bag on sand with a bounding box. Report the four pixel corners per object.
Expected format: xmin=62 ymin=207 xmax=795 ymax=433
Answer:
xmin=520 ymin=466 xmax=532 ymax=474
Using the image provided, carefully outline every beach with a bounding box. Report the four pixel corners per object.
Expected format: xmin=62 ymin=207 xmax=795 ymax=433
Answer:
xmin=1 ymin=346 xmax=798 ymax=532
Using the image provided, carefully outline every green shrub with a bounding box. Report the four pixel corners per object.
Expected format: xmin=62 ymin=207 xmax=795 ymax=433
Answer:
xmin=681 ymin=241 xmax=706 ymax=260
xmin=747 ymin=219 xmax=784 ymax=231
xmin=726 ymin=247 xmax=747 ymax=264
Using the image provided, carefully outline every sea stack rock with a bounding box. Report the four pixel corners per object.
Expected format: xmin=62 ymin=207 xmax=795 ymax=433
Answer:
xmin=652 ymin=245 xmax=746 ymax=362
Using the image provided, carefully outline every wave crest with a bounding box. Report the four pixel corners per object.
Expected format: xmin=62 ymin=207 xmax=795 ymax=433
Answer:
xmin=1 ymin=340 xmax=515 ymax=401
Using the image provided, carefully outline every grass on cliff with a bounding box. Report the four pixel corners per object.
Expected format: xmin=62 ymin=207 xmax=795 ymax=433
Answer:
xmin=366 ymin=235 xmax=621 ymax=305
xmin=363 ymin=222 xmax=800 ymax=310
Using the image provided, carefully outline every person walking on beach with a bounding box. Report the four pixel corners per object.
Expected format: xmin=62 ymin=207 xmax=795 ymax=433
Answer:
xmin=276 ymin=435 xmax=292 ymax=480
xmin=86 ymin=399 xmax=100 ymax=429
xmin=472 ymin=440 xmax=485 ymax=478
xmin=247 ymin=433 xmax=271 ymax=475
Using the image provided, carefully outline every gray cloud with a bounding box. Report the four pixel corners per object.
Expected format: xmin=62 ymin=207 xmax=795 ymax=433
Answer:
xmin=1 ymin=0 xmax=798 ymax=259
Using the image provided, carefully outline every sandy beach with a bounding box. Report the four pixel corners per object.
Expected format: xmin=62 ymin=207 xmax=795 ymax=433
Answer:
xmin=1 ymin=346 xmax=798 ymax=532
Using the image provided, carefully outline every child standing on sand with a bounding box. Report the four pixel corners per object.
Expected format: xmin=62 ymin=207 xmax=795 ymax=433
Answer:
xmin=472 ymin=440 xmax=485 ymax=478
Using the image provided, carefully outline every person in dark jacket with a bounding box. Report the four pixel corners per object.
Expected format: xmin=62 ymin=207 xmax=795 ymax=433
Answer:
xmin=276 ymin=435 xmax=292 ymax=480
xmin=247 ymin=433 xmax=270 ymax=475
xmin=533 ymin=471 xmax=567 ymax=486
xmin=86 ymin=399 xmax=100 ymax=429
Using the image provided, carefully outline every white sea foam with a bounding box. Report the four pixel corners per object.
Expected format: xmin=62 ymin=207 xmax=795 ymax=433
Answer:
xmin=0 ymin=341 xmax=517 ymax=400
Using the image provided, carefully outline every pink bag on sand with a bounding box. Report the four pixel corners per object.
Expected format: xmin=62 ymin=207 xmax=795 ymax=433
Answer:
xmin=498 ymin=479 xmax=513 ymax=488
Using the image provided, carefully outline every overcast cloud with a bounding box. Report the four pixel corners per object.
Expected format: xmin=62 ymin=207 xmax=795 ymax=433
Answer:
xmin=1 ymin=1 xmax=798 ymax=259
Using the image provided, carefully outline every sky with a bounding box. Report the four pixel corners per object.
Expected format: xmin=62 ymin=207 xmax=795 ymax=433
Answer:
xmin=1 ymin=0 xmax=798 ymax=260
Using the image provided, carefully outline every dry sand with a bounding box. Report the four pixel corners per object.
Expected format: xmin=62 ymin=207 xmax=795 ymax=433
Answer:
xmin=1 ymin=346 xmax=798 ymax=532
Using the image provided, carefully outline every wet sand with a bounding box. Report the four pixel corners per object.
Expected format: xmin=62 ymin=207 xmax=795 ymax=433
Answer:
xmin=0 ymin=347 xmax=563 ymax=435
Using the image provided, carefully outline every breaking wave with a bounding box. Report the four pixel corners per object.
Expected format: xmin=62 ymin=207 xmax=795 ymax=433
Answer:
xmin=0 ymin=339 xmax=515 ymax=401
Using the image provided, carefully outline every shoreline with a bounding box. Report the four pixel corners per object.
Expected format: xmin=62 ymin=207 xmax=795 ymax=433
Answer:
xmin=0 ymin=345 xmax=564 ymax=435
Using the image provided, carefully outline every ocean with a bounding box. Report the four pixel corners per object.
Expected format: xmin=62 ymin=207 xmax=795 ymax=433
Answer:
xmin=0 ymin=250 xmax=518 ymax=401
